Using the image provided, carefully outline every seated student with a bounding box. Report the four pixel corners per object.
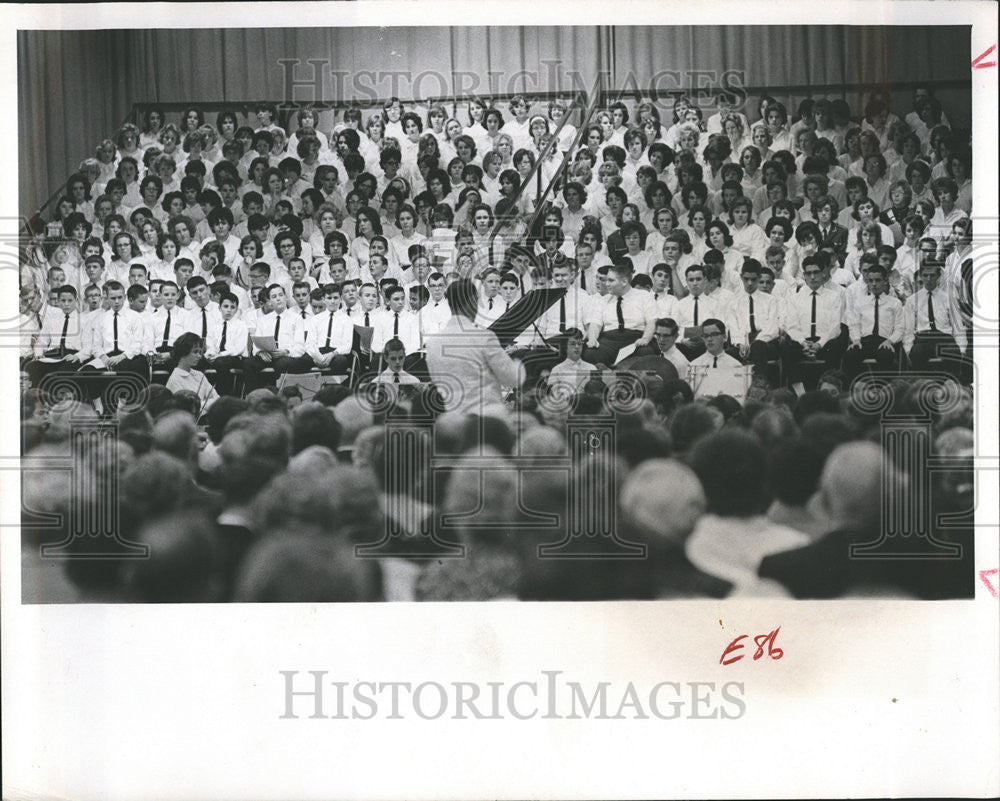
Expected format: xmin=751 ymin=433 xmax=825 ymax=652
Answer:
xmin=903 ymin=261 xmax=966 ymax=377
xmin=27 ymin=284 xmax=84 ymax=387
xmin=372 ymin=284 xmax=424 ymax=374
xmin=780 ymin=254 xmax=847 ymax=390
xmin=76 ymin=280 xmax=148 ymax=379
xmin=305 ymin=284 xmax=353 ymax=375
xmin=201 ymin=290 xmax=248 ymax=396
xmin=844 ymin=263 xmax=904 ymax=376
xmin=582 ymin=260 xmax=658 ymax=366
xmin=474 ymin=268 xmax=505 ymax=328
xmin=182 ymin=274 xmax=223 ymax=348
xmin=172 ymin=258 xmax=196 ymax=308
xmin=727 ymin=196 xmax=768 ymax=261
xmin=690 ymin=318 xmax=743 ymax=369
xmin=242 ymin=283 xmax=313 ymax=391
xmin=651 ymin=317 xmax=691 ymax=376
xmin=418 ymin=271 xmax=451 ymax=338
xmin=672 ymin=263 xmax=719 ymax=359
xmin=725 ymin=258 xmax=781 ymax=377
xmin=287 ymin=279 xmax=315 ymax=324
xmin=146 ymin=279 xmax=186 ymax=369
xmin=373 ymin=337 xmax=421 ymax=387
xmin=545 ymin=327 xmax=595 ymax=394
xmin=408 ymin=283 xmax=429 ymax=316
xmin=648 ymin=262 xmax=677 ymax=317
xmin=210 ymin=263 xmax=252 ymax=314
xmin=166 ymin=332 xmax=220 ymax=413
xmin=308 ymin=286 xmax=327 ymax=316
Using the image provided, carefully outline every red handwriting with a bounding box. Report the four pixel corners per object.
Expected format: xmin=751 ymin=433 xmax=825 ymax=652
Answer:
xmin=980 ymin=569 xmax=999 ymax=598
xmin=971 ymin=44 xmax=996 ymax=70
xmin=720 ymin=627 xmax=784 ymax=665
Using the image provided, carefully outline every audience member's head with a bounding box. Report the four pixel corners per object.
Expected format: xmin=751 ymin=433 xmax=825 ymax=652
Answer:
xmin=689 ymin=430 xmax=770 ymax=517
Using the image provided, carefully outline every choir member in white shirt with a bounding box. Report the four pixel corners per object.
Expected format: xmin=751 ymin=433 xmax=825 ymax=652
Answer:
xmin=305 ymin=285 xmax=354 ymax=376
xmin=843 ymin=264 xmax=905 ymax=376
xmin=372 ymin=285 xmax=423 ymax=365
xmin=474 ymin=268 xmax=505 ymax=329
xmin=182 ymin=276 xmax=224 ymax=348
xmin=673 ymin=264 xmax=720 ymax=360
xmin=145 ymin=280 xmax=187 ymax=370
xmin=26 ymin=285 xmax=85 ymax=387
xmin=546 ymin=328 xmax=595 ymax=394
xmin=728 ymin=198 xmax=769 ymax=262
xmin=779 ymin=255 xmax=847 ymax=389
xmin=725 ymin=259 xmax=781 ymax=376
xmin=203 ymin=292 xmax=249 ymax=396
xmin=582 ymin=260 xmax=658 ymax=366
xmin=373 ymin=337 xmax=422 ymax=390
xmin=651 ymin=317 xmax=691 ymax=377
xmin=648 ymin=263 xmax=678 ymax=319
xmin=903 ymin=262 xmax=966 ymax=376
xmin=77 ymin=281 xmax=150 ymax=382
xmin=242 ymin=284 xmax=312 ymax=392
xmin=690 ymin=318 xmax=744 ymax=369
xmin=419 ymin=272 xmax=452 ymax=339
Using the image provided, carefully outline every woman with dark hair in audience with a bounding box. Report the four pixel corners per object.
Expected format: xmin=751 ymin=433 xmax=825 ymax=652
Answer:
xmin=166 ymin=333 xmax=219 ymax=414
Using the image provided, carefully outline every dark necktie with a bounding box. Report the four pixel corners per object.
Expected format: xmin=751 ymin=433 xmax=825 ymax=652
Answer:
xmin=325 ymin=312 xmax=334 ymax=348
xmin=219 ymin=320 xmax=228 ymax=351
xmin=488 ymin=298 xmax=494 ymax=311
xmin=393 ymin=372 xmax=400 ymax=384
xmin=927 ymin=291 xmax=937 ymax=331
xmin=579 ymin=269 xmax=587 ymax=291
xmin=559 ymin=296 xmax=566 ymax=332
xmin=616 ymin=296 xmax=625 ymax=330
xmin=393 ymin=312 xmax=399 ymax=337
xmin=60 ymin=313 xmax=70 ymax=352
xmin=713 ymin=355 xmax=718 ymax=368
xmin=201 ymin=308 xmax=208 ymax=339
xmin=302 ymin=309 xmax=307 ymax=321
xmin=748 ymin=295 xmax=758 ymax=339
xmin=274 ymin=314 xmax=281 ymax=343
xmin=162 ymin=310 xmax=171 ymax=349
xmin=364 ymin=311 xmax=370 ymax=327
xmin=112 ymin=311 xmax=119 ymax=352
xmin=810 ymin=291 xmax=817 ymax=340
xmin=693 ymin=297 xmax=699 ymax=326
xmin=872 ymin=296 xmax=880 ymax=336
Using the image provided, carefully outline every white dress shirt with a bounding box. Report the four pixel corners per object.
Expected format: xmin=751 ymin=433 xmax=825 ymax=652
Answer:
xmin=691 ymin=350 xmax=744 ymax=369
xmin=658 ymin=345 xmax=691 ymax=375
xmin=419 ymin=299 xmax=452 ymax=338
xmin=673 ymin=292 xmax=719 ymax=330
xmin=33 ymin=309 xmax=83 ymax=357
xmin=539 ymin=287 xmax=595 ymax=338
xmin=726 ymin=290 xmax=780 ymax=344
xmin=847 ymin=291 xmax=904 ymax=344
xmin=372 ymin=309 xmax=422 ymax=355
xmin=594 ymin=288 xmax=655 ymax=333
xmin=254 ymin=308 xmax=306 ymax=356
xmin=146 ymin=305 xmax=189 ymax=352
xmin=785 ymin=284 xmax=845 ymax=345
xmin=903 ymin=285 xmax=965 ymax=352
xmin=183 ymin=301 xmax=223 ymax=340
xmin=206 ymin=315 xmax=250 ymax=358
xmin=94 ymin=308 xmax=146 ymax=358
xmin=305 ymin=310 xmax=353 ymax=359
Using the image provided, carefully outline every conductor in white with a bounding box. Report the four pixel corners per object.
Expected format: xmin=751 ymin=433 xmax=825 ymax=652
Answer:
xmin=425 ymin=278 xmax=525 ymax=414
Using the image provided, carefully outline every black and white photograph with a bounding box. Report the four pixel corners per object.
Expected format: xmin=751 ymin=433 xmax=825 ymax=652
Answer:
xmin=3 ymin=2 xmax=998 ymax=799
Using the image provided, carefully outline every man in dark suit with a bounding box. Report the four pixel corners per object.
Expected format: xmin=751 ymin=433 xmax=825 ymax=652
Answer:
xmin=811 ymin=196 xmax=849 ymax=253
xmin=758 ymin=441 xmax=942 ymax=598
